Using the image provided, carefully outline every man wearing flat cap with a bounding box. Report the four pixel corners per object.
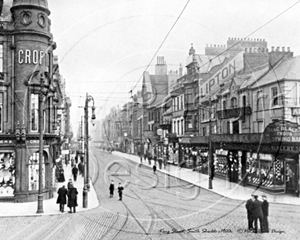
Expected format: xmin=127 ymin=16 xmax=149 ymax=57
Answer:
xmin=252 ymin=195 xmax=263 ymax=233
xmin=261 ymin=195 xmax=269 ymax=233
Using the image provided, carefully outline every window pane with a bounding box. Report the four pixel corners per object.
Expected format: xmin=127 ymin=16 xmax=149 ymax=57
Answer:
xmin=31 ymin=94 xmax=39 ymax=131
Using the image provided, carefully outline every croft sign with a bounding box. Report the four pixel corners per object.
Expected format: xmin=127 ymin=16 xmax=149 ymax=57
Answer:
xmin=18 ymin=49 xmax=45 ymax=65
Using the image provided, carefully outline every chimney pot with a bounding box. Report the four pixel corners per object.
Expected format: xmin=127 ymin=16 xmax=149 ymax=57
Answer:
xmin=276 ymin=47 xmax=280 ymax=52
xmin=271 ymin=46 xmax=274 ymax=52
xmin=287 ymin=47 xmax=290 ymax=52
xmin=282 ymin=47 xmax=285 ymax=52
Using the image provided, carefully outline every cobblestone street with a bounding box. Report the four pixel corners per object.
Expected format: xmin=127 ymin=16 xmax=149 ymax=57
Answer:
xmin=0 ymin=150 xmax=299 ymax=240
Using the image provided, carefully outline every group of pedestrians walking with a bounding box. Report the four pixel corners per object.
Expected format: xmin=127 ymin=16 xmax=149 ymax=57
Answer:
xmin=109 ymin=180 xmax=124 ymax=201
xmin=56 ymin=179 xmax=78 ymax=213
xmin=245 ymin=194 xmax=269 ymax=233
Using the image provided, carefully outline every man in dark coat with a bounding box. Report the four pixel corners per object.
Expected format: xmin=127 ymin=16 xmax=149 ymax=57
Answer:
xmin=56 ymin=185 xmax=68 ymax=212
xmin=118 ymin=183 xmax=124 ymax=201
xmin=252 ymin=195 xmax=263 ymax=233
xmin=109 ymin=180 xmax=115 ymax=198
xmin=153 ymin=164 xmax=157 ymax=174
xmin=58 ymin=168 xmax=65 ymax=182
xmin=72 ymin=165 xmax=79 ymax=181
xmin=261 ymin=195 xmax=269 ymax=233
xmin=245 ymin=194 xmax=254 ymax=230
xmin=67 ymin=183 xmax=78 ymax=213
xmin=78 ymin=161 xmax=84 ymax=177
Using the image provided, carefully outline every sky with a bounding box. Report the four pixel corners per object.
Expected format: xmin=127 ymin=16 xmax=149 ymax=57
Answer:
xmin=47 ymin=0 xmax=300 ymax=133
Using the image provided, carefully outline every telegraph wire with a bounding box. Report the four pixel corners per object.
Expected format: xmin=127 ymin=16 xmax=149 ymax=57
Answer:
xmin=128 ymin=0 xmax=300 ymax=98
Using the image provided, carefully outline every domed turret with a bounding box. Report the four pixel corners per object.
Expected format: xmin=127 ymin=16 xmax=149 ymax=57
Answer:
xmin=12 ymin=0 xmax=50 ymax=15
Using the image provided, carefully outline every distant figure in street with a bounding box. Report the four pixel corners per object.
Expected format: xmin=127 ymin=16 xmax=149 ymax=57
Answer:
xmin=67 ymin=179 xmax=73 ymax=190
xmin=72 ymin=165 xmax=79 ymax=181
xmin=153 ymin=164 xmax=157 ymax=174
xmin=56 ymin=185 xmax=68 ymax=212
xmin=252 ymin=195 xmax=263 ymax=233
xmin=78 ymin=161 xmax=84 ymax=177
xmin=58 ymin=167 xmax=65 ymax=182
xmin=261 ymin=195 xmax=269 ymax=233
xmin=71 ymin=158 xmax=74 ymax=168
xmin=109 ymin=180 xmax=115 ymax=198
xmin=118 ymin=183 xmax=124 ymax=201
xmin=67 ymin=183 xmax=78 ymax=213
xmin=245 ymin=194 xmax=255 ymax=230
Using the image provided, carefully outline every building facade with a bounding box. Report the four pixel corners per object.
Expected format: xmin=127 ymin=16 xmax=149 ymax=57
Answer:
xmin=0 ymin=0 xmax=67 ymax=202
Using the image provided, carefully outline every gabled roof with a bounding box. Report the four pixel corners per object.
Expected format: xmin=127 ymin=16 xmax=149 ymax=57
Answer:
xmin=251 ymin=56 xmax=300 ymax=89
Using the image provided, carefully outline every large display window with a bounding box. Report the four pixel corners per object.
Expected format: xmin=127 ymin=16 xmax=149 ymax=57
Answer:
xmin=214 ymin=149 xmax=228 ymax=176
xmin=246 ymin=152 xmax=282 ymax=189
xmin=28 ymin=151 xmax=45 ymax=191
xmin=0 ymin=152 xmax=15 ymax=196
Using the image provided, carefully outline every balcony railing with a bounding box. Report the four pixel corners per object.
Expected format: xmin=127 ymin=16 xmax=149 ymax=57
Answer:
xmin=216 ymin=106 xmax=252 ymax=119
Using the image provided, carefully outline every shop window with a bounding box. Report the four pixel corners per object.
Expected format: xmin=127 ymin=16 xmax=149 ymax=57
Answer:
xmin=30 ymin=94 xmax=39 ymax=132
xmin=28 ymin=152 xmax=45 ymax=191
xmin=0 ymin=44 xmax=3 ymax=80
xmin=214 ymin=150 xmax=228 ymax=176
xmin=0 ymin=152 xmax=15 ymax=196
xmin=0 ymin=93 xmax=2 ymax=132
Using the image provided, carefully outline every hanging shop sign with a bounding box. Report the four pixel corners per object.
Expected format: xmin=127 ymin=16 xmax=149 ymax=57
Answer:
xmin=263 ymin=120 xmax=300 ymax=143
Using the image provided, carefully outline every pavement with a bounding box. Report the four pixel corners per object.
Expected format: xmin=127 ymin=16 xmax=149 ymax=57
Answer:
xmin=112 ymin=151 xmax=300 ymax=206
xmin=0 ymin=150 xmax=298 ymax=218
xmin=0 ymin=164 xmax=99 ymax=217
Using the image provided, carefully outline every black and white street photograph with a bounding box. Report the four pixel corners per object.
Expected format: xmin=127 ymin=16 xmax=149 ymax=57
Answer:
xmin=0 ymin=0 xmax=299 ymax=239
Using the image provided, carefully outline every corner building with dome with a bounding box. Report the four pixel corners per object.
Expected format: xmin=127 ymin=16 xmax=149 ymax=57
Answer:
xmin=0 ymin=0 xmax=67 ymax=202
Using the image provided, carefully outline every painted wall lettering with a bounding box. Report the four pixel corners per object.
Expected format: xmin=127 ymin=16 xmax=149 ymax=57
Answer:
xmin=18 ymin=49 xmax=45 ymax=65
xmin=201 ymin=52 xmax=244 ymax=93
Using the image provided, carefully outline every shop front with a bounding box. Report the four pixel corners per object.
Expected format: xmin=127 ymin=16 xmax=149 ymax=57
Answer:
xmin=211 ymin=120 xmax=300 ymax=196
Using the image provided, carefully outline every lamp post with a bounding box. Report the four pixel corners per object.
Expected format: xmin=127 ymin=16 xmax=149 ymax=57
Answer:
xmin=37 ymin=72 xmax=53 ymax=214
xmin=83 ymin=93 xmax=96 ymax=208
xmin=208 ymin=97 xmax=213 ymax=189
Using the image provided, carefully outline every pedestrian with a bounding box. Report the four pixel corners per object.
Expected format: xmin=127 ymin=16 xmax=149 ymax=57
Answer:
xmin=261 ymin=195 xmax=269 ymax=233
xmin=67 ymin=179 xmax=73 ymax=190
xmin=56 ymin=185 xmax=68 ymax=212
xmin=252 ymin=195 xmax=263 ymax=233
xmin=118 ymin=183 xmax=124 ymax=201
xmin=72 ymin=164 xmax=78 ymax=181
xmin=245 ymin=194 xmax=255 ymax=230
xmin=78 ymin=161 xmax=83 ymax=176
xmin=153 ymin=164 xmax=157 ymax=174
xmin=71 ymin=158 xmax=74 ymax=168
xmin=67 ymin=183 xmax=78 ymax=213
xmin=109 ymin=180 xmax=115 ymax=198
xmin=58 ymin=167 xmax=65 ymax=182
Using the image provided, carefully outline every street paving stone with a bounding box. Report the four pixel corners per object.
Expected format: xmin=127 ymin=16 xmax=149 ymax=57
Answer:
xmin=0 ymin=150 xmax=298 ymax=240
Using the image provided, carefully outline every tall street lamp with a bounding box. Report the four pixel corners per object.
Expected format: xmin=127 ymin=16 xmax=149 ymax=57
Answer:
xmin=83 ymin=93 xmax=96 ymax=208
xmin=37 ymin=72 xmax=54 ymax=214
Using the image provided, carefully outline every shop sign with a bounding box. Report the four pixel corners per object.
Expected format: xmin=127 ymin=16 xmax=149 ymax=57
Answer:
xmin=179 ymin=138 xmax=191 ymax=144
xmin=259 ymin=153 xmax=272 ymax=161
xmin=18 ymin=49 xmax=45 ymax=65
xmin=201 ymin=52 xmax=244 ymax=93
xmin=0 ymin=140 xmax=13 ymax=144
xmin=264 ymin=120 xmax=300 ymax=143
